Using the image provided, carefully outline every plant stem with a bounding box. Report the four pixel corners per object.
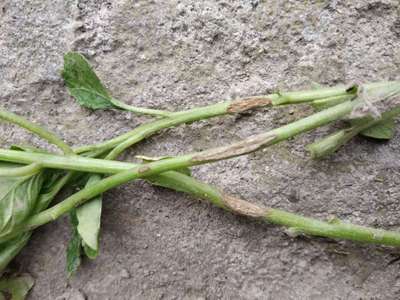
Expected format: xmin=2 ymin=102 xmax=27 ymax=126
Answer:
xmin=0 ymin=163 xmax=42 ymax=177
xmin=308 ymin=106 xmax=400 ymax=159
xmin=110 ymin=98 xmax=172 ymax=118
xmin=0 ymin=109 xmax=74 ymax=155
xmin=152 ymin=171 xmax=400 ymax=246
xmin=74 ymin=98 xmax=272 ymax=155
xmin=270 ymin=81 xmax=396 ymax=105
xmin=6 ymin=160 xmax=400 ymax=247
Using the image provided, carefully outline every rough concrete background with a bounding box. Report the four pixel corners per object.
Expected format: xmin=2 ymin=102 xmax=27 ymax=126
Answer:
xmin=1 ymin=0 xmax=400 ymax=299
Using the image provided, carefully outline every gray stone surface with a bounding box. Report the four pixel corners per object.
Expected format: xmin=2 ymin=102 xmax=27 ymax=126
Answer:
xmin=1 ymin=0 xmax=400 ymax=299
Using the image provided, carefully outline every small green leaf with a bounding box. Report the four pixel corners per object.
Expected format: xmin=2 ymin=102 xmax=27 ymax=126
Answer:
xmin=359 ymin=118 xmax=396 ymax=140
xmin=62 ymin=52 xmax=171 ymax=117
xmin=62 ymin=52 xmax=114 ymax=110
xmin=76 ymin=174 xmax=102 ymax=259
xmin=0 ymin=274 xmax=34 ymax=300
xmin=66 ymin=210 xmax=82 ymax=277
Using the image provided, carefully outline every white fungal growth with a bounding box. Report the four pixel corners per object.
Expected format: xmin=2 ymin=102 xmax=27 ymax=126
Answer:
xmin=349 ymin=83 xmax=400 ymax=119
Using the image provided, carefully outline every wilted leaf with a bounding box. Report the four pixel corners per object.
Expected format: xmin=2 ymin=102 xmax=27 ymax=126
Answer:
xmin=76 ymin=174 xmax=102 ymax=259
xmin=0 ymin=273 xmax=34 ymax=300
xmin=0 ymin=163 xmax=45 ymax=235
xmin=359 ymin=118 xmax=396 ymax=140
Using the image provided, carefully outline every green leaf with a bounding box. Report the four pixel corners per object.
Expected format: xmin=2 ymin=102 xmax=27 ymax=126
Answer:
xmin=359 ymin=118 xmax=396 ymax=140
xmin=0 ymin=274 xmax=34 ymax=300
xmin=62 ymin=52 xmax=171 ymax=117
xmin=7 ymin=145 xmax=67 ymax=213
xmin=66 ymin=210 xmax=81 ymax=277
xmin=76 ymin=174 xmax=102 ymax=259
xmin=0 ymin=165 xmax=45 ymax=235
xmin=0 ymin=146 xmax=69 ymax=273
xmin=62 ymin=52 xmax=114 ymax=110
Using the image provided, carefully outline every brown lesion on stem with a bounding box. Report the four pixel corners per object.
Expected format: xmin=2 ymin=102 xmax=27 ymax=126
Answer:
xmin=191 ymin=133 xmax=276 ymax=163
xmin=137 ymin=165 xmax=151 ymax=174
xmin=227 ymin=97 xmax=272 ymax=114
xmin=220 ymin=193 xmax=268 ymax=218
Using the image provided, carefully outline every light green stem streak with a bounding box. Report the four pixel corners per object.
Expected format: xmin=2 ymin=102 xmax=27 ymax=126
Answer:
xmin=110 ymin=98 xmax=172 ymax=118
xmin=0 ymin=163 xmax=41 ymax=177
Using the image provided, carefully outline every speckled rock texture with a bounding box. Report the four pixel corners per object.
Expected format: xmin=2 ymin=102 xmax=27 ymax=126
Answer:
xmin=1 ymin=0 xmax=400 ymax=299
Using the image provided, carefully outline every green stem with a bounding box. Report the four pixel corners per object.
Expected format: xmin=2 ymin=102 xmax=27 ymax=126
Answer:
xmin=308 ymin=106 xmax=400 ymax=159
xmin=310 ymin=94 xmax=354 ymax=110
xmin=0 ymin=163 xmax=41 ymax=177
xmin=74 ymin=99 xmax=268 ymax=155
xmin=271 ymin=81 xmax=396 ymax=105
xmin=0 ymin=109 xmax=74 ymax=155
xmin=265 ymin=208 xmax=400 ymax=246
xmin=151 ymin=171 xmax=400 ymax=246
xmin=110 ymin=98 xmax=172 ymax=118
